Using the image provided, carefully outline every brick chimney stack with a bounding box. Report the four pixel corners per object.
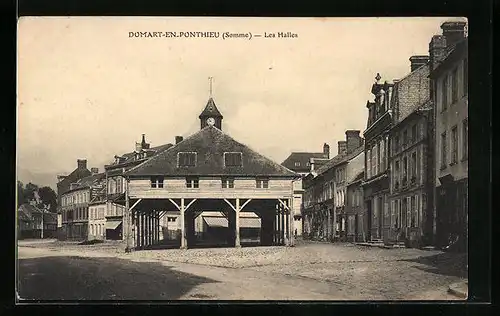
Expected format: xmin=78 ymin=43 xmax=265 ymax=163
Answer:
xmin=345 ymin=130 xmax=362 ymax=153
xmin=77 ymin=159 xmax=87 ymax=169
xmin=141 ymin=134 xmax=150 ymax=149
xmin=429 ymin=35 xmax=447 ymax=71
xmin=441 ymin=21 xmax=467 ymax=49
xmin=323 ymin=143 xmax=330 ymax=159
xmin=175 ymin=136 xmax=184 ymax=144
xmin=338 ymin=141 xmax=347 ymax=155
xmin=409 ymin=55 xmax=430 ymax=72
xmin=91 ymin=168 xmax=99 ymax=175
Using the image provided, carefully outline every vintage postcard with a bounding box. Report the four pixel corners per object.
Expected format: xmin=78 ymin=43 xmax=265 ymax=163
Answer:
xmin=16 ymin=16 xmax=468 ymax=301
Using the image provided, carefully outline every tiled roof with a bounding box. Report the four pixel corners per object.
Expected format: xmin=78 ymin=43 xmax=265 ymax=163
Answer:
xmin=108 ymin=143 xmax=174 ymax=169
xmin=348 ymin=170 xmax=365 ymax=185
xmin=281 ymin=152 xmax=327 ymax=172
xmin=429 ymin=38 xmax=468 ymax=78
xmin=199 ymin=97 xmax=223 ymax=118
xmin=18 ymin=204 xmax=34 ymax=221
xmin=126 ymin=126 xmax=297 ymax=177
xmin=17 ymin=204 xmax=57 ymax=224
xmin=316 ymin=145 xmax=364 ymax=176
xmin=76 ymin=173 xmax=106 ymax=188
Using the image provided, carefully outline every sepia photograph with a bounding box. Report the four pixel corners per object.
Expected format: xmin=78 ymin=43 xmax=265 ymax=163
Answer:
xmin=16 ymin=16 xmax=468 ymax=301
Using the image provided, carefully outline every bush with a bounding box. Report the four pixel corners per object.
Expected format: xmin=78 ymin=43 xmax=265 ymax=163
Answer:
xmin=78 ymin=239 xmax=105 ymax=245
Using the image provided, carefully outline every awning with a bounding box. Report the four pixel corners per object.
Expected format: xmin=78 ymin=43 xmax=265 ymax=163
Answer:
xmin=204 ymin=217 xmax=228 ymax=228
xmin=203 ymin=216 xmax=261 ymax=228
xmin=105 ymin=220 xmax=122 ymax=230
xmin=239 ymin=218 xmax=261 ymax=228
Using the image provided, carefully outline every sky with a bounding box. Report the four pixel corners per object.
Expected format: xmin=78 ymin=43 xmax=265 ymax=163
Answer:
xmin=17 ymin=16 xmax=465 ymax=189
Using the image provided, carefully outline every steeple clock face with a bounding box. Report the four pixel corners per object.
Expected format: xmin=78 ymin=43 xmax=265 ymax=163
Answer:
xmin=206 ymin=117 xmax=215 ymax=126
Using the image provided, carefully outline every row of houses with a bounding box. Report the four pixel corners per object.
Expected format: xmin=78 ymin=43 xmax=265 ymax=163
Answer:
xmin=56 ymin=97 xmax=300 ymax=250
xmin=17 ymin=201 xmax=58 ymax=239
xmin=282 ymin=21 xmax=468 ymax=250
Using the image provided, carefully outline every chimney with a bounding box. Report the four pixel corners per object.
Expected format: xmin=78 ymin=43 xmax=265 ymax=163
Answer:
xmin=338 ymin=141 xmax=347 ymax=155
xmin=409 ymin=55 xmax=429 ymax=72
xmin=441 ymin=21 xmax=467 ymax=49
xmin=141 ymin=134 xmax=150 ymax=149
xmin=77 ymin=159 xmax=87 ymax=169
xmin=345 ymin=130 xmax=362 ymax=153
xmin=91 ymin=168 xmax=99 ymax=175
xmin=310 ymin=158 xmax=315 ymax=171
xmin=135 ymin=142 xmax=142 ymax=152
xmin=429 ymin=35 xmax=447 ymax=71
xmin=175 ymin=136 xmax=183 ymax=144
xmin=323 ymin=143 xmax=330 ymax=159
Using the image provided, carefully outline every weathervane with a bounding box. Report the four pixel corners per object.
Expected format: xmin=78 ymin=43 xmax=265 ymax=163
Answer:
xmin=208 ymin=76 xmax=214 ymax=97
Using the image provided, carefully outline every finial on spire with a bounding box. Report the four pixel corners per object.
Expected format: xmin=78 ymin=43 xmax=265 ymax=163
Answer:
xmin=208 ymin=76 xmax=214 ymax=97
xmin=375 ymin=73 xmax=381 ymax=83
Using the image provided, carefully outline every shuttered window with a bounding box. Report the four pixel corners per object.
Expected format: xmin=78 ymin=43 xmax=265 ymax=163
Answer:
xmin=224 ymin=152 xmax=242 ymax=167
xmin=178 ymin=152 xmax=197 ymax=167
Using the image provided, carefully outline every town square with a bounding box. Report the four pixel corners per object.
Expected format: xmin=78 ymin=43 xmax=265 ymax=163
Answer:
xmin=17 ymin=17 xmax=468 ymax=301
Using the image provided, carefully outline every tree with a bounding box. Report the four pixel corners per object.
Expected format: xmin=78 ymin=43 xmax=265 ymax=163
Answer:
xmin=38 ymin=186 xmax=57 ymax=213
xmin=16 ymin=182 xmax=58 ymax=212
xmin=17 ymin=181 xmax=26 ymax=207
xmin=24 ymin=182 xmax=39 ymax=202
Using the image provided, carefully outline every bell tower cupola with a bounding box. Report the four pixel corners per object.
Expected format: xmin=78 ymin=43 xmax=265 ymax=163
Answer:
xmin=199 ymin=77 xmax=223 ymax=130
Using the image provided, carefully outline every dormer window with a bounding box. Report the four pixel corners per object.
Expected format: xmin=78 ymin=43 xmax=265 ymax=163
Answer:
xmin=186 ymin=177 xmax=199 ymax=188
xmin=221 ymin=177 xmax=234 ymax=188
xmin=150 ymin=176 xmax=164 ymax=188
xmin=224 ymin=152 xmax=242 ymax=167
xmin=178 ymin=152 xmax=197 ymax=167
xmin=256 ymin=177 xmax=269 ymax=189
xmin=294 ymin=162 xmax=301 ymax=167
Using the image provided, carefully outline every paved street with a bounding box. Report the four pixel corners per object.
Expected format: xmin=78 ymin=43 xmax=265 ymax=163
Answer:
xmin=17 ymin=240 xmax=467 ymax=301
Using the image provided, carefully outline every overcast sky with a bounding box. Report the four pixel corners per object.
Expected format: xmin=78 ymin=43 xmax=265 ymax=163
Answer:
xmin=17 ymin=16 xmax=465 ymax=188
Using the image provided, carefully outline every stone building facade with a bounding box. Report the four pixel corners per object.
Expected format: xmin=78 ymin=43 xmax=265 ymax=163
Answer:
xmin=361 ymin=75 xmax=393 ymax=242
xmin=431 ymin=22 xmax=468 ymax=251
xmin=387 ymin=56 xmax=433 ymax=247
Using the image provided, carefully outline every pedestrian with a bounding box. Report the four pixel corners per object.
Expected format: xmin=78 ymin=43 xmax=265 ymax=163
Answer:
xmin=294 ymin=228 xmax=297 ymax=239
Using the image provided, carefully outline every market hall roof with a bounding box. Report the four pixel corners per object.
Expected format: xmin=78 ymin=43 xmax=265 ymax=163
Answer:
xmin=125 ymin=125 xmax=298 ymax=178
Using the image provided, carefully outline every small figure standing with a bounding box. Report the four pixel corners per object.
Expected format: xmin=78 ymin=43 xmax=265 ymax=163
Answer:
xmin=294 ymin=228 xmax=298 ymax=239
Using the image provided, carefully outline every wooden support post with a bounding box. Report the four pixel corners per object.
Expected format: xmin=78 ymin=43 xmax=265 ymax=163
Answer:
xmin=275 ymin=204 xmax=279 ymax=245
xmin=235 ymin=198 xmax=241 ymax=248
xmin=282 ymin=204 xmax=286 ymax=245
xmin=125 ymin=185 xmax=130 ymax=252
xmin=149 ymin=212 xmax=153 ymax=246
xmin=290 ymin=198 xmax=295 ymax=247
xmin=141 ymin=213 xmax=145 ymax=249
xmin=180 ymin=198 xmax=187 ymax=249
